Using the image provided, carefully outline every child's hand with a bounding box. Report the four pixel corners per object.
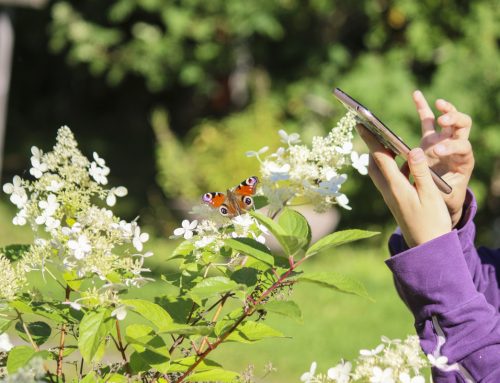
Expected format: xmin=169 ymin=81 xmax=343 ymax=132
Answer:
xmin=412 ymin=90 xmax=474 ymax=227
xmin=357 ymin=125 xmax=452 ymax=248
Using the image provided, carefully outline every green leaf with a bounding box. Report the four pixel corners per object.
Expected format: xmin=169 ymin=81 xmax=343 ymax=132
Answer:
xmin=305 ymin=229 xmax=379 ymax=258
xmin=224 ymin=238 xmax=274 ymax=266
xmin=63 ymin=271 xmax=83 ymax=291
xmin=253 ymin=195 xmax=269 ymax=209
xmin=79 ymin=372 xmax=99 ymax=383
xmin=214 ymin=308 xmax=244 ymax=337
xmin=189 ymin=277 xmax=242 ymax=302
xmin=250 ymin=211 xmax=288 ymax=252
xmin=278 ymin=208 xmax=311 ymax=252
xmin=125 ymin=324 xmax=170 ymax=373
xmin=6 ymin=346 xmax=35 ymax=373
xmin=15 ymin=321 xmax=51 ymax=346
xmin=9 ymin=300 xmax=66 ymax=322
xmin=159 ymin=323 xmax=211 ymax=336
xmin=185 ymin=368 xmax=240 ymax=382
xmin=0 ymin=317 xmax=12 ymax=333
xmin=103 ymin=374 xmax=129 ymax=383
xmin=170 ymin=240 xmax=195 ymax=260
xmin=1 ymin=244 xmax=30 ymax=262
xmin=167 ymin=356 xmax=222 ymax=373
xmin=297 ymin=272 xmax=373 ymax=300
xmin=78 ymin=309 xmax=113 ymax=363
xmin=122 ymin=299 xmax=173 ymax=331
xmin=257 ymin=300 xmax=303 ymax=323
xmin=226 ymin=321 xmax=284 ymax=343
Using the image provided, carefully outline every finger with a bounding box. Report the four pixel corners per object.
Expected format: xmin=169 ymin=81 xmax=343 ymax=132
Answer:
xmin=437 ymin=111 xmax=472 ymax=140
xmin=399 ymin=161 xmax=410 ymax=180
xmin=356 ymin=124 xmax=394 ymax=157
xmin=407 ymin=148 xmax=438 ymax=199
xmin=435 ymin=98 xmax=457 ymax=114
xmin=433 ymin=139 xmax=473 ymax=158
xmin=412 ymin=90 xmax=435 ymax=137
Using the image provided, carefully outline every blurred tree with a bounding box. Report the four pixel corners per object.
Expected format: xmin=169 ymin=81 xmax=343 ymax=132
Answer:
xmin=4 ymin=0 xmax=500 ymax=241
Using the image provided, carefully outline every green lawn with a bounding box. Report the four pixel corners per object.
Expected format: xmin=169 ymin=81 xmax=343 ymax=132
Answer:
xmin=0 ymin=200 xmax=415 ymax=382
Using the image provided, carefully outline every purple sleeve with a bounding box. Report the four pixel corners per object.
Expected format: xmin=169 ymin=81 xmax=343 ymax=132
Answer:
xmin=387 ymin=191 xmax=500 ymax=382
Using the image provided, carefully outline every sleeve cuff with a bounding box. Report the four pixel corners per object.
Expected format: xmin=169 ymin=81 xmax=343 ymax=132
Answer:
xmin=385 ymin=230 xmax=479 ymax=322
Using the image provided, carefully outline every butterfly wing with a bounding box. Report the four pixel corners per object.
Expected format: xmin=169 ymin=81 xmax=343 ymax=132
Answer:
xmin=202 ymin=192 xmax=226 ymax=208
xmin=233 ymin=176 xmax=259 ymax=212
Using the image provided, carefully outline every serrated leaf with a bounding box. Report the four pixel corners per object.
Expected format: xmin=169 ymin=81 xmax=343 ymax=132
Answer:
xmin=167 ymin=356 xmax=222 ymax=373
xmin=185 ymin=368 xmax=240 ymax=382
xmin=189 ymin=277 xmax=242 ymax=302
xmin=226 ymin=321 xmax=284 ymax=343
xmin=6 ymin=346 xmax=44 ymax=373
xmin=257 ymin=300 xmax=303 ymax=323
xmin=78 ymin=309 xmax=113 ymax=363
xmin=305 ymin=229 xmax=379 ymax=258
xmin=297 ymin=272 xmax=372 ymax=300
xmin=125 ymin=324 xmax=170 ymax=373
xmin=15 ymin=321 xmax=51 ymax=346
xmin=224 ymin=238 xmax=274 ymax=266
xmin=159 ymin=323 xmax=211 ymax=336
xmin=122 ymin=299 xmax=173 ymax=332
xmin=278 ymin=209 xmax=311 ymax=252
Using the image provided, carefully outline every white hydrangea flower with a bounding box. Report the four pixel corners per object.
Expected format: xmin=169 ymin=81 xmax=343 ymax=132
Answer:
xmin=173 ymin=219 xmax=198 ymax=240
xmin=13 ymin=207 xmax=28 ymax=226
xmin=133 ymin=226 xmax=149 ymax=251
xmin=46 ymin=179 xmax=64 ymax=192
xmin=351 ymin=151 xmax=369 ymax=175
xmin=279 ymin=129 xmax=301 ymax=145
xmin=89 ymin=161 xmax=110 ymax=185
xmin=427 ymin=354 xmax=449 ymax=370
xmin=263 ymin=161 xmax=291 ymax=181
xmin=360 ymin=344 xmax=385 ymax=358
xmin=245 ymin=146 xmax=269 ymax=158
xmin=399 ymin=372 xmax=425 ymax=383
xmin=369 ymin=367 xmax=394 ymax=383
xmin=67 ymin=234 xmax=92 ymax=260
xmin=106 ymin=186 xmax=128 ymax=207
xmin=0 ymin=332 xmax=13 ymax=352
xmin=111 ymin=305 xmax=127 ymax=321
xmin=335 ymin=141 xmax=353 ymax=154
xmin=3 ymin=175 xmax=28 ymax=208
xmin=29 ymin=153 xmax=48 ymax=179
xmin=300 ymin=361 xmax=317 ymax=383
xmin=327 ymin=360 xmax=352 ymax=383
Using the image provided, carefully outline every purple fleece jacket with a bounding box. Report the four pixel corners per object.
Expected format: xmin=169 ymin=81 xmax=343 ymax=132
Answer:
xmin=387 ymin=190 xmax=500 ymax=383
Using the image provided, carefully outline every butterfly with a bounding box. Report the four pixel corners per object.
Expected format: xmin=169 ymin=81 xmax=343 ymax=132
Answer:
xmin=202 ymin=176 xmax=259 ymax=217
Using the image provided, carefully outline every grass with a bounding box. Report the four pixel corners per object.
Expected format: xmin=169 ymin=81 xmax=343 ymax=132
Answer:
xmin=0 ymin=199 xmax=415 ymax=382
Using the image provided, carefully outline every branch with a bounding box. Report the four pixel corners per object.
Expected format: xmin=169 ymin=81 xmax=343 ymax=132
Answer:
xmin=56 ymin=285 xmax=71 ymax=377
xmin=114 ymin=319 xmax=132 ymax=376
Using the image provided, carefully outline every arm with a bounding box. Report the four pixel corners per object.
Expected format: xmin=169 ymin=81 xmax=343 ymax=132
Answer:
xmin=357 ymin=124 xmax=500 ymax=382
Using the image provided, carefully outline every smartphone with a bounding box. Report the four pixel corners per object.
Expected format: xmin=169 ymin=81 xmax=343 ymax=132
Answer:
xmin=333 ymin=87 xmax=452 ymax=194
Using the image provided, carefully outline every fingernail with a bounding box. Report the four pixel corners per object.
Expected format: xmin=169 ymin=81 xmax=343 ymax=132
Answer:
xmin=410 ymin=148 xmax=425 ymax=163
xmin=440 ymin=115 xmax=450 ymax=124
xmin=435 ymin=144 xmax=447 ymax=155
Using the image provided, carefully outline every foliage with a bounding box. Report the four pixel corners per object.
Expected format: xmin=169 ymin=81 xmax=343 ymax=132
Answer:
xmin=0 ymin=124 xmax=377 ymax=382
xmin=45 ymin=0 xmax=500 ymax=238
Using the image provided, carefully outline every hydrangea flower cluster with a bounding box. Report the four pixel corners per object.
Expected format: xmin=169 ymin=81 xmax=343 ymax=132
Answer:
xmin=300 ymin=335 xmax=429 ymax=383
xmin=1 ymin=126 xmax=153 ymax=303
xmin=247 ymin=112 xmax=368 ymax=212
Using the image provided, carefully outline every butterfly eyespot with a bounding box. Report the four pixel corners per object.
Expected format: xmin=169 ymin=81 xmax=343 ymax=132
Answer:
xmin=202 ymin=193 xmax=213 ymax=202
xmin=246 ymin=177 xmax=258 ymax=185
xmin=219 ymin=206 xmax=230 ymax=216
xmin=242 ymin=196 xmax=253 ymax=207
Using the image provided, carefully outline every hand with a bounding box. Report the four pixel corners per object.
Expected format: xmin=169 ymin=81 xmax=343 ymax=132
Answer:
xmin=357 ymin=125 xmax=452 ymax=248
xmin=412 ymin=90 xmax=474 ymax=227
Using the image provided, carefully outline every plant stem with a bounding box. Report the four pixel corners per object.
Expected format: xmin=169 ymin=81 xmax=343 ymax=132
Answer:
xmin=115 ymin=319 xmax=132 ymax=375
xmin=57 ymin=284 xmax=71 ymax=377
xmin=173 ymin=256 xmax=306 ymax=383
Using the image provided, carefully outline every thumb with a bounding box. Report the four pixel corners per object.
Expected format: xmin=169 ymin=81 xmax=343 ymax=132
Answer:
xmin=408 ymin=148 xmax=436 ymax=196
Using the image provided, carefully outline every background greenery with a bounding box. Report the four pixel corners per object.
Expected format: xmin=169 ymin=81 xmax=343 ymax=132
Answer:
xmin=1 ymin=0 xmax=498 ymax=380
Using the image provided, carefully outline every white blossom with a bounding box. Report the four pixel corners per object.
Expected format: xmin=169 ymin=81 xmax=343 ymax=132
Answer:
xmin=360 ymin=344 xmax=385 ymax=358
xmin=3 ymin=175 xmax=28 ymax=208
xmin=173 ymin=220 xmax=198 ymax=240
xmin=106 ymin=186 xmax=128 ymax=207
xmin=399 ymin=372 xmax=425 ymax=383
xmin=327 ymin=360 xmax=352 ymax=383
xmin=30 ymin=157 xmax=48 ymax=179
xmin=133 ymin=227 xmax=149 ymax=251
xmin=427 ymin=354 xmax=449 ymax=370
xmin=67 ymin=234 xmax=92 ymax=260
xmin=370 ymin=367 xmax=394 ymax=383
xmin=0 ymin=332 xmax=13 ymax=352
xmin=245 ymin=146 xmax=269 ymax=158
xmin=351 ymin=151 xmax=369 ymax=175
xmin=279 ymin=129 xmax=301 ymax=145
xmin=300 ymin=361 xmax=317 ymax=383
xmin=111 ymin=305 xmax=127 ymax=321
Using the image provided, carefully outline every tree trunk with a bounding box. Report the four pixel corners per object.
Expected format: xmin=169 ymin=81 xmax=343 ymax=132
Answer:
xmin=0 ymin=12 xmax=14 ymax=181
